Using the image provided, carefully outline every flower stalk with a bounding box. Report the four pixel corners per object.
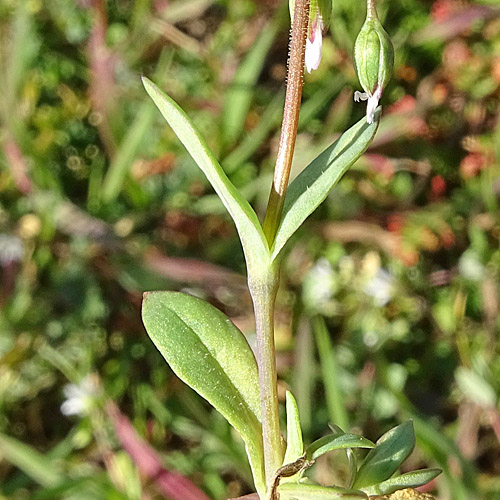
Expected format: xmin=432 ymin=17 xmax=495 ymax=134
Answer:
xmin=262 ymin=0 xmax=310 ymax=246
xmin=251 ymin=0 xmax=311 ymax=491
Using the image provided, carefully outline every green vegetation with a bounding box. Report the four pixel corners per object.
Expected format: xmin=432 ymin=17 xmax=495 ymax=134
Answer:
xmin=0 ymin=1 xmax=499 ymax=499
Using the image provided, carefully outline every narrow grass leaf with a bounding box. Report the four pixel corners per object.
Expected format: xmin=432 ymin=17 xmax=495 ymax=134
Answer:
xmin=313 ymin=316 xmax=349 ymax=430
xmin=102 ymin=102 xmax=156 ymax=203
xmin=222 ymin=20 xmax=279 ymax=147
xmin=271 ymin=110 xmax=380 ymax=260
xmin=141 ymin=291 xmax=265 ymax=495
xmin=0 ymin=433 xmax=62 ymax=488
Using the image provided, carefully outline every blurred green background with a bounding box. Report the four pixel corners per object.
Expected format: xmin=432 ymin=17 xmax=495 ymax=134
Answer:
xmin=0 ymin=0 xmax=499 ymax=499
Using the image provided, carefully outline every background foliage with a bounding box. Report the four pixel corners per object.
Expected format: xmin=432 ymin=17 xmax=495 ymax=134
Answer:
xmin=0 ymin=0 xmax=499 ymax=499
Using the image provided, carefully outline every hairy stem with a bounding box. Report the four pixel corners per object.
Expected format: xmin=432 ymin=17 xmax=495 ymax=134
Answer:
xmin=263 ymin=0 xmax=310 ymax=245
xmin=249 ymin=268 xmax=284 ymax=489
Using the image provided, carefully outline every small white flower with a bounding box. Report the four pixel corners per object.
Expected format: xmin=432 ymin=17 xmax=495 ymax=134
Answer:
xmin=354 ymin=87 xmax=383 ymax=125
xmin=302 ymin=258 xmax=338 ymax=314
xmin=61 ymin=375 xmax=99 ymax=417
xmin=0 ymin=235 xmax=24 ymax=264
xmin=305 ymin=14 xmax=323 ymax=73
xmin=363 ymin=268 xmax=394 ymax=306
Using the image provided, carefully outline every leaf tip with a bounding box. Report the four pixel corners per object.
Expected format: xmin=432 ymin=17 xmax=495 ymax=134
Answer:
xmin=141 ymin=76 xmax=158 ymax=100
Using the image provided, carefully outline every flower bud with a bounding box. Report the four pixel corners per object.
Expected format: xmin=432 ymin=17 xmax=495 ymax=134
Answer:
xmin=353 ymin=0 xmax=394 ymax=123
xmin=289 ymin=0 xmax=332 ymax=73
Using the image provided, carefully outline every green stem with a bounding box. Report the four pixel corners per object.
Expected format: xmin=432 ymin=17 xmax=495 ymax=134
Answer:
xmin=252 ymin=0 xmax=310 ymax=491
xmin=263 ymin=0 xmax=310 ymax=246
xmin=249 ymin=268 xmax=284 ymax=489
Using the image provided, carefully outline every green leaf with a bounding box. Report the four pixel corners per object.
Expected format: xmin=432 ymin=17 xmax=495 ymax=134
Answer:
xmin=313 ymin=316 xmax=349 ymax=430
xmin=278 ymin=482 xmax=367 ymax=499
xmin=102 ymin=102 xmax=156 ymax=203
xmin=307 ymin=433 xmax=375 ymax=460
xmin=271 ymin=109 xmax=380 ymax=260
xmin=284 ymin=391 xmax=304 ymax=464
xmin=352 ymin=421 xmax=415 ymax=490
xmin=142 ymin=78 xmax=269 ymax=271
xmin=141 ymin=291 xmax=265 ymax=495
xmin=281 ymin=391 xmax=305 ymax=484
xmin=362 ymin=468 xmax=441 ymax=496
xmin=0 ymin=433 xmax=62 ymax=488
xmin=222 ymin=19 xmax=279 ymax=148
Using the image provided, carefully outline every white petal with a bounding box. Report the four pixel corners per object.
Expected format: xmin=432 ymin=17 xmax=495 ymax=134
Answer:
xmin=61 ymin=398 xmax=85 ymax=416
xmin=354 ymin=91 xmax=369 ymax=102
xmin=305 ymin=19 xmax=323 ymax=73
xmin=63 ymin=384 xmax=83 ymax=399
xmin=365 ymin=87 xmax=383 ymax=124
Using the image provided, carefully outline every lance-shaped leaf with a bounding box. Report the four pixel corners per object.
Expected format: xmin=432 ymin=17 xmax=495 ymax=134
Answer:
xmin=284 ymin=391 xmax=304 ymax=464
xmin=362 ymin=468 xmax=441 ymax=496
xmin=142 ymin=291 xmax=265 ymax=495
xmin=278 ymin=482 xmax=367 ymax=499
xmin=352 ymin=421 xmax=415 ymax=490
xmin=271 ymin=109 xmax=380 ymax=260
xmin=281 ymin=391 xmax=306 ymax=485
xmin=307 ymin=432 xmax=375 ymax=460
xmin=142 ymin=78 xmax=269 ymax=271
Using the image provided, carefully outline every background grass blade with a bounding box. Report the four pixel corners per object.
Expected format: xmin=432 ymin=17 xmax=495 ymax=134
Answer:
xmin=0 ymin=433 xmax=62 ymax=488
xmin=313 ymin=316 xmax=349 ymax=431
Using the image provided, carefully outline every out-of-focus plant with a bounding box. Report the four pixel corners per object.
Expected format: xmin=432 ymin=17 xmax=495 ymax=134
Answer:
xmin=141 ymin=1 xmax=439 ymax=499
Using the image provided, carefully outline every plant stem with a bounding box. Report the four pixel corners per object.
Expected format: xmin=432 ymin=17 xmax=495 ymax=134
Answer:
xmin=249 ymin=269 xmax=284 ymax=489
xmin=252 ymin=0 xmax=310 ymax=490
xmin=263 ymin=0 xmax=310 ymax=246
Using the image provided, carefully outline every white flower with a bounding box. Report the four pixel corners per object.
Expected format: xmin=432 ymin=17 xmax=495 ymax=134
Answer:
xmin=305 ymin=12 xmax=323 ymax=73
xmin=61 ymin=376 xmax=99 ymax=417
xmin=354 ymin=87 xmax=383 ymax=125
xmin=302 ymin=258 xmax=338 ymax=315
xmin=0 ymin=235 xmax=24 ymax=264
xmin=363 ymin=268 xmax=394 ymax=306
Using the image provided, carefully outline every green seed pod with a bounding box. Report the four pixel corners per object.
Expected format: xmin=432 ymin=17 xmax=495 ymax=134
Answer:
xmin=353 ymin=0 xmax=394 ymax=123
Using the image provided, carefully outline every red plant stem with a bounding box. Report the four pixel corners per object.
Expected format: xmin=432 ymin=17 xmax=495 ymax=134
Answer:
xmin=87 ymin=0 xmax=117 ymax=157
xmin=3 ymin=137 xmax=31 ymax=194
xmin=107 ymin=402 xmax=211 ymax=500
xmin=262 ymin=0 xmax=310 ymax=245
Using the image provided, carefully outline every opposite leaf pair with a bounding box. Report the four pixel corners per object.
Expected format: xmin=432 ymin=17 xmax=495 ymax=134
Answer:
xmin=278 ymin=393 xmax=439 ymax=499
xmin=142 ymin=77 xmax=380 ymax=274
xmin=143 ymin=292 xmax=439 ymax=500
